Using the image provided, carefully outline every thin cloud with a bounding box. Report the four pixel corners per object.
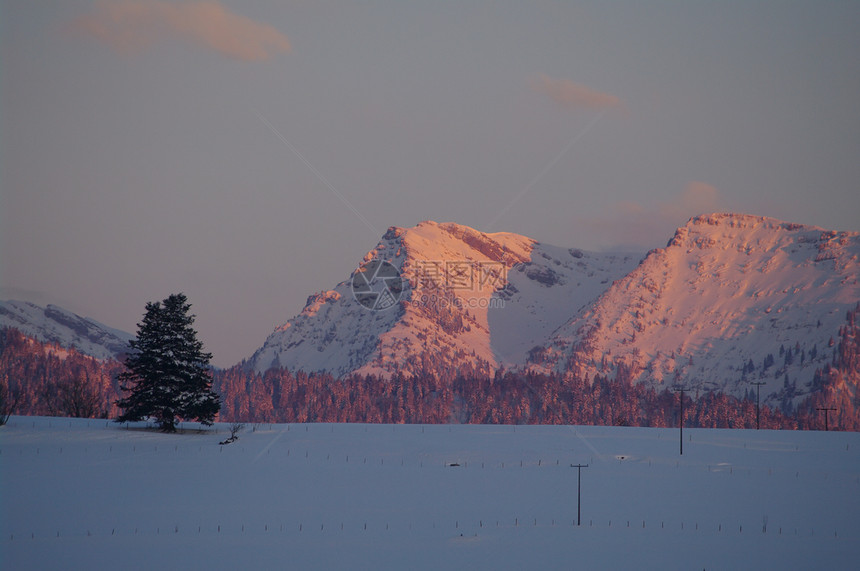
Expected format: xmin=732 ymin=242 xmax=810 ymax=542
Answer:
xmin=69 ymin=0 xmax=291 ymax=61
xmin=583 ymin=182 xmax=724 ymax=250
xmin=660 ymin=181 xmax=721 ymax=222
xmin=533 ymin=73 xmax=624 ymax=111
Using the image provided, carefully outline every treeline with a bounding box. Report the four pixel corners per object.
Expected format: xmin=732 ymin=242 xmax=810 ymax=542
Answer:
xmin=791 ymin=304 xmax=860 ymax=431
xmin=0 ymin=328 xmax=125 ymax=419
xmin=2 ymin=302 xmax=858 ymax=430
xmin=214 ymin=305 xmax=860 ymax=429
xmin=214 ymin=365 xmax=795 ymax=428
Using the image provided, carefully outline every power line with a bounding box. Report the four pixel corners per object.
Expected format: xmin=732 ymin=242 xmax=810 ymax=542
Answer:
xmin=673 ymin=386 xmax=686 ymax=455
xmin=484 ymin=111 xmax=605 ymax=231
xmin=570 ymin=463 xmax=589 ymax=526
xmin=750 ymin=382 xmax=766 ymax=430
xmin=252 ymin=108 xmax=381 ymax=238
xmin=815 ymin=407 xmax=837 ymax=431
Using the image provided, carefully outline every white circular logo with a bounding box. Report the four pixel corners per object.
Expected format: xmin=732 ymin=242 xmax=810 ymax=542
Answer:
xmin=351 ymin=260 xmax=403 ymax=311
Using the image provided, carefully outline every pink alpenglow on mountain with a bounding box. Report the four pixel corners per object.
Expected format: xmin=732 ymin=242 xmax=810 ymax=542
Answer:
xmin=246 ymin=215 xmax=859 ymax=412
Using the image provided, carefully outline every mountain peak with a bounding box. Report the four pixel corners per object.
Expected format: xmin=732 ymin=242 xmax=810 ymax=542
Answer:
xmin=246 ymin=220 xmax=638 ymax=377
xmin=400 ymin=221 xmax=535 ymax=267
xmin=244 ymin=213 xmax=858 ymax=412
xmin=683 ymin=211 xmax=860 ymax=237
xmin=535 ymin=212 xmax=860 ymax=408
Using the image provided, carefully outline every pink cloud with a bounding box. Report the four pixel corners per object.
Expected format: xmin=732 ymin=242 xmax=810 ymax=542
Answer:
xmin=70 ymin=0 xmax=291 ymax=61
xmin=582 ymin=182 xmax=725 ymax=249
xmin=659 ymin=181 xmax=721 ymax=222
xmin=533 ymin=73 xmax=624 ymax=111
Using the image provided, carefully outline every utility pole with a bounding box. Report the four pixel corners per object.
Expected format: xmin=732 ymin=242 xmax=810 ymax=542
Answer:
xmin=673 ymin=386 xmax=685 ymax=455
xmin=750 ymin=381 xmax=766 ymax=429
xmin=570 ymin=464 xmax=589 ymax=526
xmin=816 ymin=407 xmax=837 ymax=431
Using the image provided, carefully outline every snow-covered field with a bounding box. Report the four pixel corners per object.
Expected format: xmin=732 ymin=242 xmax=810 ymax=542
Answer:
xmin=2 ymin=417 xmax=858 ymax=570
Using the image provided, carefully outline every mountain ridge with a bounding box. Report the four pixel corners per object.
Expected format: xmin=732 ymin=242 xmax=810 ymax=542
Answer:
xmin=245 ymin=220 xmax=639 ymax=377
xmin=2 ymin=213 xmax=857 ymax=418
xmin=0 ymin=300 xmax=133 ymax=361
xmin=531 ymin=213 xmax=860 ymax=409
xmin=244 ymin=213 xmax=859 ymax=413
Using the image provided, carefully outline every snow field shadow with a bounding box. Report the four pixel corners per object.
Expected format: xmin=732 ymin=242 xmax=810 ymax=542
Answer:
xmin=1 ymin=418 xmax=858 ymax=569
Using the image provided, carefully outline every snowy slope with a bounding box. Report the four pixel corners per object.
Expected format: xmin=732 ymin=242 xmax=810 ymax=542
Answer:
xmin=0 ymin=300 xmax=133 ymax=360
xmin=246 ymin=222 xmax=637 ymax=377
xmin=534 ymin=214 xmax=860 ymax=409
xmin=489 ymin=244 xmax=639 ymax=365
xmin=2 ymin=416 xmax=858 ymax=570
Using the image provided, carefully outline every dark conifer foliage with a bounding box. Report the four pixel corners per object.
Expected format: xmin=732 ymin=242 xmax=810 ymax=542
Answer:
xmin=116 ymin=293 xmax=220 ymax=431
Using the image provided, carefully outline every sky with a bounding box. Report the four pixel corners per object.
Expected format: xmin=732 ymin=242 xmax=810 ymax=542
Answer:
xmin=2 ymin=1 xmax=859 ymax=367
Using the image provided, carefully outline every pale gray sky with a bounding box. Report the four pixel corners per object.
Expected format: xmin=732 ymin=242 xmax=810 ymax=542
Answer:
xmin=2 ymin=1 xmax=858 ymax=366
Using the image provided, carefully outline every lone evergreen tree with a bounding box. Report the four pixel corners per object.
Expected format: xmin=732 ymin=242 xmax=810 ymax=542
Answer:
xmin=116 ymin=293 xmax=220 ymax=431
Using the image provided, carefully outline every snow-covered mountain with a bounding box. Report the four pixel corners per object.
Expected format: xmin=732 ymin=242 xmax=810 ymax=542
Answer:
xmin=531 ymin=213 xmax=860 ymax=409
xmin=0 ymin=300 xmax=133 ymax=360
xmin=246 ymin=214 xmax=859 ymax=413
xmin=245 ymin=221 xmax=639 ymax=377
xmin=3 ymin=214 xmax=856 ymax=420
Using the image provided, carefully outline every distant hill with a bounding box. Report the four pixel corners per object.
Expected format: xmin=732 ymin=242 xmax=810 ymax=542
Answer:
xmin=0 ymin=300 xmax=132 ymax=360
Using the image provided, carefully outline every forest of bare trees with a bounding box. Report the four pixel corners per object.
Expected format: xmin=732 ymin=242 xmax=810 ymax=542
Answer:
xmin=2 ymin=306 xmax=857 ymax=430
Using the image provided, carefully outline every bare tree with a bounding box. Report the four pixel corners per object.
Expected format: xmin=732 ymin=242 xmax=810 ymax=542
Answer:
xmin=59 ymin=373 xmax=103 ymax=418
xmin=0 ymin=380 xmax=20 ymax=426
xmin=41 ymin=380 xmax=60 ymax=417
xmin=219 ymin=423 xmax=244 ymax=445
